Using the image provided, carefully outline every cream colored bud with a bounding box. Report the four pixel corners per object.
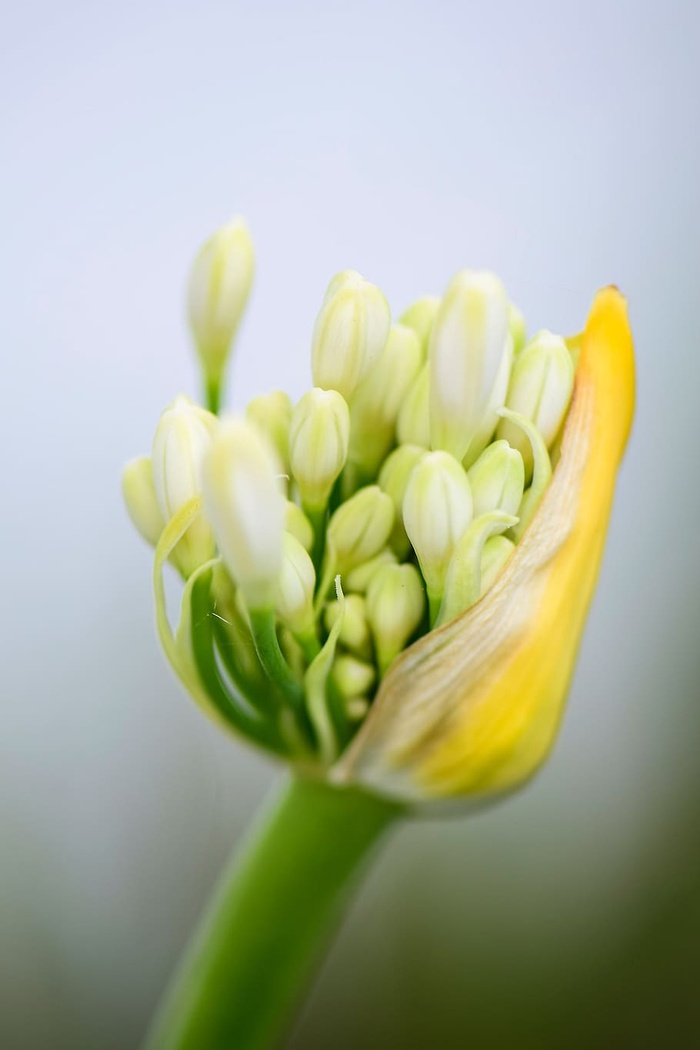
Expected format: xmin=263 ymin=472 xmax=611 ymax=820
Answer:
xmin=349 ymin=324 xmax=422 ymax=474
xmin=366 ymin=563 xmax=426 ymax=675
xmin=402 ymin=451 xmax=473 ymax=605
xmin=497 ymin=330 xmax=575 ymax=477
xmin=202 ymin=417 xmax=285 ymax=611
xmin=343 ymin=548 xmax=398 ymax=593
xmin=378 ymin=444 xmax=425 ymax=558
xmin=285 ymin=501 xmax=314 ymax=552
xmin=331 ymin=655 xmax=376 ymax=700
xmin=327 ymin=486 xmax=395 ymax=575
xmin=399 ymin=296 xmax=440 ymax=358
xmin=274 ymin=532 xmax=316 ymax=636
xmin=311 ymin=271 xmax=391 ymax=399
xmin=246 ymin=390 xmax=292 ymax=472
xmin=151 ymin=395 xmax=218 ymax=575
xmin=429 ymin=270 xmax=512 ymax=463
xmin=289 ymin=388 xmax=350 ymax=510
xmin=187 ymin=217 xmax=254 ymax=381
xmin=480 ymin=534 xmax=515 ymax=594
xmin=508 ymin=302 xmax=527 ymax=356
xmin=324 ymin=594 xmax=372 ymax=659
xmin=396 ymin=363 xmax=430 ymax=448
xmin=122 ymin=456 xmax=165 ymax=547
xmin=467 ymin=440 xmax=525 ymax=518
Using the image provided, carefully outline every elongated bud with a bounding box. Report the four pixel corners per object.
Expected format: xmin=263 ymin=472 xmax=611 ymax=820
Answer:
xmin=396 ymin=363 xmax=430 ymax=448
xmin=378 ymin=444 xmax=425 ymax=558
xmin=122 ymin=456 xmax=165 ymax=547
xmin=438 ymin=511 xmax=517 ymax=626
xmin=274 ymin=532 xmax=316 ymax=636
xmin=327 ymin=485 xmax=394 ymax=574
xmin=508 ymin=302 xmax=527 ymax=356
xmin=497 ymin=330 xmax=574 ymax=477
xmin=349 ymin=324 xmax=422 ymax=475
xmin=151 ymin=395 xmax=217 ymax=575
xmin=202 ymin=417 xmax=285 ymax=611
xmin=324 ymin=594 xmax=372 ymax=659
xmin=343 ymin=548 xmax=398 ymax=593
xmin=429 ymin=271 xmax=512 ymax=463
xmin=285 ymin=500 xmax=314 ymax=552
xmin=467 ymin=440 xmax=524 ymax=517
xmin=311 ymin=271 xmax=391 ymax=399
xmin=289 ymin=388 xmax=350 ymax=511
xmin=399 ymin=296 xmax=441 ymax=358
xmin=332 ymin=655 xmax=376 ymax=700
xmin=480 ymin=534 xmax=515 ymax=594
xmin=403 ymin=451 xmax=473 ymax=612
xmin=187 ymin=218 xmax=254 ymax=409
xmin=246 ymin=390 xmax=292 ymax=473
xmin=366 ymin=563 xmax=425 ymax=675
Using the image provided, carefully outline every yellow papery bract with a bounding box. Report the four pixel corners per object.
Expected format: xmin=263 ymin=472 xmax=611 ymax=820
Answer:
xmin=334 ymin=287 xmax=634 ymax=803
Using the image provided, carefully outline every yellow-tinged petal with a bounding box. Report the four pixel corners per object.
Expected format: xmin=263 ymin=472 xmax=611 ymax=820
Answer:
xmin=334 ymin=287 xmax=635 ymax=803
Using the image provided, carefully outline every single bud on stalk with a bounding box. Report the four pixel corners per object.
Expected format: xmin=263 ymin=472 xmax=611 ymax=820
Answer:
xmin=331 ymin=655 xmax=376 ymax=700
xmin=429 ymin=270 xmax=512 ymax=463
xmin=399 ymin=296 xmax=441 ymax=358
xmin=187 ymin=218 xmax=255 ymax=412
xmin=378 ymin=444 xmax=425 ymax=558
xmin=274 ymin=533 xmax=316 ymax=638
xmin=467 ymin=440 xmax=525 ymax=517
xmin=396 ymin=363 xmax=430 ymax=448
xmin=366 ymin=563 xmax=426 ymax=676
xmin=324 ymin=594 xmax=372 ymax=660
xmin=246 ymin=390 xmax=293 ymax=473
xmin=285 ymin=501 xmax=314 ymax=552
xmin=497 ymin=330 xmax=574 ymax=477
xmin=311 ymin=271 xmax=391 ymax=400
xmin=289 ymin=388 xmax=350 ymax=511
xmin=122 ymin=456 xmax=165 ymax=547
xmin=402 ymin=450 xmax=473 ymax=614
xmin=202 ymin=417 xmax=285 ymax=611
xmin=326 ymin=486 xmax=395 ymax=576
xmin=151 ymin=395 xmax=218 ymax=576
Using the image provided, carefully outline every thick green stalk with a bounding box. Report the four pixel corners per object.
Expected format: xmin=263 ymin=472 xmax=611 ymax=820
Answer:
xmin=144 ymin=774 xmax=403 ymax=1050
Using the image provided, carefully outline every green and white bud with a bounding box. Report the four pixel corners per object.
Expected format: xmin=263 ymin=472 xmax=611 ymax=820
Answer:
xmin=327 ymin=485 xmax=395 ymax=575
xmin=246 ymin=390 xmax=293 ymax=473
xmin=289 ymin=388 xmax=350 ymax=510
xmin=349 ymin=324 xmax=422 ymax=475
xmin=402 ymin=451 xmax=473 ymax=613
xmin=274 ymin=532 xmax=316 ymax=638
xmin=202 ymin=417 xmax=285 ymax=611
xmin=429 ymin=270 xmax=512 ymax=463
xmin=396 ymin=363 xmax=430 ymax=448
xmin=366 ymin=563 xmax=426 ymax=675
xmin=399 ymin=296 xmax=441 ymax=359
xmin=331 ymin=654 xmax=376 ymax=700
xmin=437 ymin=511 xmax=517 ymax=627
xmin=378 ymin=444 xmax=425 ymax=558
xmin=151 ymin=395 xmax=218 ymax=575
xmin=508 ymin=302 xmax=527 ymax=356
xmin=122 ymin=455 xmax=165 ymax=547
xmin=343 ymin=548 xmax=398 ymax=593
xmin=467 ymin=440 xmax=525 ymax=518
xmin=324 ymin=593 xmax=372 ymax=659
xmin=311 ymin=271 xmax=391 ymax=400
xmin=480 ymin=534 xmax=515 ymax=594
xmin=497 ymin=330 xmax=574 ymax=477
xmin=187 ymin=218 xmax=255 ymax=408
xmin=285 ymin=500 xmax=314 ymax=552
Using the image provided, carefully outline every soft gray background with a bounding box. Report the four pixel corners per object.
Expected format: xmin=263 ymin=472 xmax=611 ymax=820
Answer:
xmin=3 ymin=1 xmax=699 ymax=1047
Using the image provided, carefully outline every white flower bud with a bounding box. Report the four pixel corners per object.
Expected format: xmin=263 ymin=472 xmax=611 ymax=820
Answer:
xmin=349 ymin=324 xmax=422 ymax=475
xmin=497 ymin=330 xmax=575 ymax=477
xmin=274 ymin=533 xmax=316 ymax=636
xmin=246 ymin=390 xmax=293 ymax=473
xmin=311 ymin=271 xmax=391 ymax=400
xmin=402 ymin=451 xmax=473 ymax=608
xmin=202 ymin=417 xmax=285 ymax=611
xmin=187 ymin=217 xmax=254 ymax=385
xmin=396 ymin=363 xmax=430 ymax=448
xmin=399 ymin=296 xmax=440 ymax=358
xmin=122 ymin=456 xmax=165 ymax=547
xmin=151 ymin=395 xmax=218 ymax=575
xmin=429 ymin=270 xmax=512 ymax=463
xmin=331 ymin=654 xmax=376 ymax=700
xmin=327 ymin=485 xmax=395 ymax=575
xmin=366 ymin=563 xmax=426 ymax=675
xmin=378 ymin=444 xmax=425 ymax=558
xmin=284 ymin=501 xmax=314 ymax=552
xmin=343 ymin=548 xmax=398 ymax=593
xmin=467 ymin=440 xmax=524 ymax=518
xmin=289 ymin=388 xmax=350 ymax=510
xmin=437 ymin=511 xmax=517 ymax=626
xmin=324 ymin=594 xmax=372 ymax=659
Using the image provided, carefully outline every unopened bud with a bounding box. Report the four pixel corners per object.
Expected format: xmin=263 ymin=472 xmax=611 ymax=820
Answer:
xmin=396 ymin=363 xmax=430 ymax=448
xmin=246 ymin=390 xmax=293 ymax=473
xmin=366 ymin=563 xmax=426 ymax=675
xmin=311 ymin=271 xmax=390 ymax=400
xmin=480 ymin=534 xmax=515 ymax=594
xmin=289 ymin=388 xmax=350 ymax=510
xmin=467 ymin=440 xmax=524 ymax=517
xmin=122 ymin=456 xmax=165 ymax=547
xmin=438 ymin=511 xmax=517 ymax=626
xmin=151 ymin=395 xmax=217 ymax=575
xmin=331 ymin=654 xmax=376 ymax=700
xmin=327 ymin=485 xmax=394 ymax=574
xmin=497 ymin=330 xmax=574 ymax=477
xmin=429 ymin=271 xmax=512 ymax=463
xmin=324 ymin=594 xmax=372 ymax=659
xmin=378 ymin=444 xmax=425 ymax=558
xmin=402 ymin=451 xmax=473 ymax=610
xmin=285 ymin=500 xmax=314 ymax=552
xmin=274 ymin=532 xmax=316 ymax=637
xmin=343 ymin=548 xmax=398 ymax=593
xmin=399 ymin=296 xmax=441 ymax=358
xmin=202 ymin=417 xmax=285 ymax=611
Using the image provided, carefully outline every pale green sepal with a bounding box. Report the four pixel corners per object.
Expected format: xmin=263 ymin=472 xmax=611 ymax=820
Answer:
xmin=304 ymin=576 xmax=346 ymax=764
xmin=497 ymin=408 xmax=552 ymax=541
xmin=437 ymin=510 xmax=518 ymax=628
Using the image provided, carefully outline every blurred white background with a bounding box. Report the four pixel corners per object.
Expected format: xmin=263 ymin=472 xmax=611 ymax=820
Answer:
xmin=2 ymin=2 xmax=699 ymax=1047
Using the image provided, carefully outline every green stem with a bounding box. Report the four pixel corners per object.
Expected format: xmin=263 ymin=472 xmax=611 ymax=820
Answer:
xmin=205 ymin=376 xmax=222 ymax=415
xmin=144 ymin=775 xmax=403 ymax=1050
